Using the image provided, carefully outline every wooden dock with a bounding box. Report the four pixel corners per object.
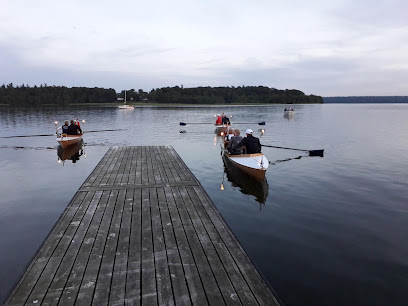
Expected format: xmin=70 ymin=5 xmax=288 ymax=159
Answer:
xmin=6 ymin=146 xmax=280 ymax=305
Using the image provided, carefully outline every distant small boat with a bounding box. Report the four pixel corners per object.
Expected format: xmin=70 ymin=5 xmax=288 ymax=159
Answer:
xmin=119 ymin=90 xmax=134 ymax=109
xmin=118 ymin=104 xmax=134 ymax=109
xmin=222 ymin=150 xmax=269 ymax=181
xmin=284 ymin=109 xmax=294 ymax=117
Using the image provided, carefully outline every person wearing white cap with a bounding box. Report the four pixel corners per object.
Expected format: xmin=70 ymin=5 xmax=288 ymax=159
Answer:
xmin=231 ymin=128 xmax=261 ymax=154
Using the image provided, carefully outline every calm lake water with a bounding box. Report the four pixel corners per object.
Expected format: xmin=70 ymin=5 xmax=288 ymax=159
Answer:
xmin=0 ymin=104 xmax=407 ymax=305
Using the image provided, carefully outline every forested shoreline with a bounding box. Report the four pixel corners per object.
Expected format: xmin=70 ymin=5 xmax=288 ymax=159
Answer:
xmin=0 ymin=84 xmax=323 ymax=106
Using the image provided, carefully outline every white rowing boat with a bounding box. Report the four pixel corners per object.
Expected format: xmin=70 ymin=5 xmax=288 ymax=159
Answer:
xmin=56 ymin=134 xmax=83 ymax=149
xmin=222 ymin=150 xmax=269 ymax=181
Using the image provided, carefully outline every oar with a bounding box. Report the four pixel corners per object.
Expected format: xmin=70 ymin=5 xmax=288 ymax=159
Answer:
xmin=233 ymin=121 xmax=266 ymax=125
xmin=179 ymin=122 xmax=214 ymax=126
xmin=179 ymin=121 xmax=265 ymax=126
xmin=261 ymin=144 xmax=324 ymax=157
xmin=0 ymin=129 xmax=128 ymax=139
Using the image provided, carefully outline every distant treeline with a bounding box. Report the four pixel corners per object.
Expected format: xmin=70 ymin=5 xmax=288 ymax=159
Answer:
xmin=0 ymin=84 xmax=117 ymax=106
xmin=0 ymin=83 xmax=323 ymax=106
xmin=141 ymin=86 xmax=323 ymax=104
xmin=324 ymin=96 xmax=408 ymax=103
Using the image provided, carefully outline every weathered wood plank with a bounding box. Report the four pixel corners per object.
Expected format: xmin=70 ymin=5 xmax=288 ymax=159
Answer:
xmin=141 ymin=187 xmax=157 ymax=305
xmin=150 ymin=187 xmax=174 ymax=305
xmin=125 ymin=188 xmax=142 ymax=305
xmin=109 ymin=188 xmax=132 ymax=305
xmin=141 ymin=146 xmax=149 ymax=185
xmin=134 ymin=146 xmax=143 ymax=185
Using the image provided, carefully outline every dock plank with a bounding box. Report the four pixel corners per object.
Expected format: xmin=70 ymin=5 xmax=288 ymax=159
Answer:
xmin=5 ymin=146 xmax=280 ymax=306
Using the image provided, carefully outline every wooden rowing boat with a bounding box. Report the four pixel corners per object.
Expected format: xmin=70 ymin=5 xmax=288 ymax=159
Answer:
xmin=56 ymin=133 xmax=83 ymax=149
xmin=214 ymin=123 xmax=229 ymax=133
xmin=222 ymin=150 xmax=269 ymax=181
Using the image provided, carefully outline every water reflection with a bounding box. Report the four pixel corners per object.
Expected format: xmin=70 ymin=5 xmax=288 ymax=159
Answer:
xmin=222 ymin=155 xmax=269 ymax=205
xmin=57 ymin=139 xmax=85 ymax=164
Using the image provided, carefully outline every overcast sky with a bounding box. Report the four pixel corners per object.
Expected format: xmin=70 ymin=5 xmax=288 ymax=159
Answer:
xmin=0 ymin=0 xmax=407 ymax=96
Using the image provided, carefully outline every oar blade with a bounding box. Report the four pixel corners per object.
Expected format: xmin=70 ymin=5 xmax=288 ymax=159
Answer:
xmin=309 ymin=149 xmax=324 ymax=157
xmin=258 ymin=121 xmax=266 ymax=125
xmin=179 ymin=122 xmax=187 ymax=126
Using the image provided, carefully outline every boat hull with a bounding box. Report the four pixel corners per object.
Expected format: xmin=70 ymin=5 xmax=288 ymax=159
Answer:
xmin=215 ymin=124 xmax=229 ymax=131
xmin=56 ymin=134 xmax=82 ymax=149
xmin=118 ymin=105 xmax=134 ymax=109
xmin=222 ymin=151 xmax=268 ymax=181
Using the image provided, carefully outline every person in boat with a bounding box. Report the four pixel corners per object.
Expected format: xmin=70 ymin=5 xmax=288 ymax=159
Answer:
xmin=226 ymin=129 xmax=244 ymax=155
xmin=224 ymin=128 xmax=235 ymax=147
xmin=232 ymin=129 xmax=261 ymax=154
xmin=221 ymin=113 xmax=230 ymax=125
xmin=67 ymin=120 xmax=82 ymax=135
xmin=215 ymin=114 xmax=222 ymax=125
xmin=61 ymin=120 xmax=69 ymax=134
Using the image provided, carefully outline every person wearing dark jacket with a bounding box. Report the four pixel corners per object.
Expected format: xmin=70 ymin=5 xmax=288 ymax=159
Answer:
xmin=67 ymin=120 xmax=82 ymax=135
xmin=232 ymin=129 xmax=261 ymax=154
xmin=226 ymin=129 xmax=243 ymax=154
xmin=61 ymin=120 xmax=69 ymax=134
xmin=221 ymin=114 xmax=230 ymax=125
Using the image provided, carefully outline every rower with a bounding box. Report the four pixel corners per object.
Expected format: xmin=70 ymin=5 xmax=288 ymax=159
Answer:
xmin=226 ymin=129 xmax=243 ymax=155
xmin=68 ymin=120 xmax=82 ymax=135
xmin=61 ymin=120 xmax=69 ymax=134
xmin=232 ymin=129 xmax=261 ymax=154
xmin=215 ymin=114 xmax=222 ymax=125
